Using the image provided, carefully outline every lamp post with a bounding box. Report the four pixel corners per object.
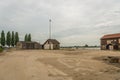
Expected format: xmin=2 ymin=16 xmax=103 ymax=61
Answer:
xmin=49 ymin=19 xmax=52 ymax=50
xmin=49 ymin=19 xmax=51 ymax=39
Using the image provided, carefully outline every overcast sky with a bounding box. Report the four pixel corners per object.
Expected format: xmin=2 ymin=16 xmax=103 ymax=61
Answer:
xmin=0 ymin=0 xmax=120 ymax=46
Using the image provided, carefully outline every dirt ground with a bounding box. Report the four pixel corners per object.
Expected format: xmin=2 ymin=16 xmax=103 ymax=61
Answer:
xmin=0 ymin=49 xmax=120 ymax=80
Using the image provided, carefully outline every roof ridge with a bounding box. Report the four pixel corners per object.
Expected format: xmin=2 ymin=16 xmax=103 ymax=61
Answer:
xmin=104 ymin=33 xmax=120 ymax=36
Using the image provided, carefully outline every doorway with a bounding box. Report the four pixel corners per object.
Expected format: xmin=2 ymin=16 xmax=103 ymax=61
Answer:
xmin=106 ymin=44 xmax=112 ymax=50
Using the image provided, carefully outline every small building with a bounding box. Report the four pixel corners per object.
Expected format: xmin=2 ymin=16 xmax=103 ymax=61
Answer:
xmin=43 ymin=39 xmax=60 ymax=50
xmin=101 ymin=33 xmax=120 ymax=50
xmin=16 ymin=41 xmax=41 ymax=49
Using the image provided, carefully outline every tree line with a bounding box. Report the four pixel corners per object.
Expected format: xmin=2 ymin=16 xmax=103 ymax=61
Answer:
xmin=0 ymin=30 xmax=32 ymax=47
xmin=0 ymin=30 xmax=19 ymax=47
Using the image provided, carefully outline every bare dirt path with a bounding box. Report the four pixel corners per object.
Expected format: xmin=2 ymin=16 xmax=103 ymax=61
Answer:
xmin=0 ymin=50 xmax=54 ymax=80
xmin=0 ymin=49 xmax=120 ymax=80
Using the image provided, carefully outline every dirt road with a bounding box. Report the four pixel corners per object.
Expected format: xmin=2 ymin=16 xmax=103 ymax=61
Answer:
xmin=0 ymin=49 xmax=120 ymax=80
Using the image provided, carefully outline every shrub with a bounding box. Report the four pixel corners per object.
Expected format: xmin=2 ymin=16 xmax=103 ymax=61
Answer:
xmin=84 ymin=44 xmax=88 ymax=47
xmin=0 ymin=47 xmax=3 ymax=53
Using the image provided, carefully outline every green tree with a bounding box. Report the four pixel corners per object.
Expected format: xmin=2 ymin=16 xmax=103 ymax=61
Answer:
xmin=1 ymin=30 xmax=5 ymax=46
xmin=15 ymin=32 xmax=19 ymax=45
xmin=11 ymin=31 xmax=15 ymax=47
xmin=28 ymin=34 xmax=31 ymax=41
xmin=6 ymin=31 xmax=11 ymax=47
xmin=0 ymin=38 xmax=1 ymax=44
xmin=24 ymin=34 xmax=28 ymax=42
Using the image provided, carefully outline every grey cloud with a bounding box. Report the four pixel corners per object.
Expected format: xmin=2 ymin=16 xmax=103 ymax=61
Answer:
xmin=0 ymin=0 xmax=120 ymax=46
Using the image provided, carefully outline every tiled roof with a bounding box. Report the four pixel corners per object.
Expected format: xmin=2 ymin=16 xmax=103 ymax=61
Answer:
xmin=101 ymin=33 xmax=120 ymax=39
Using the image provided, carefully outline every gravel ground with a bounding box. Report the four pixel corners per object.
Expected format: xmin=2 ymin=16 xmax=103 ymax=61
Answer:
xmin=0 ymin=49 xmax=120 ymax=80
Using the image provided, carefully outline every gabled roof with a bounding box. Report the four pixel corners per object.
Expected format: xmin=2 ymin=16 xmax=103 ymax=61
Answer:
xmin=101 ymin=33 xmax=120 ymax=39
xmin=43 ymin=39 xmax=60 ymax=45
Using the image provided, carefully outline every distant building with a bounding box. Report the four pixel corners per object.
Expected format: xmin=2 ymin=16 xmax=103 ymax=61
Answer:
xmin=16 ymin=41 xmax=41 ymax=49
xmin=101 ymin=33 xmax=120 ymax=50
xmin=43 ymin=39 xmax=60 ymax=50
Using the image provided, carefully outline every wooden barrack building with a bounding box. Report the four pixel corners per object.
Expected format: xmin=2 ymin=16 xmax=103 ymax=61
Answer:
xmin=16 ymin=41 xmax=41 ymax=49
